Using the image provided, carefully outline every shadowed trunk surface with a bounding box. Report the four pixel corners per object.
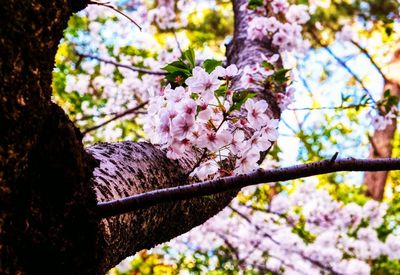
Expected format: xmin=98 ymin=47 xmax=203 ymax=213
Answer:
xmin=0 ymin=1 xmax=99 ymax=274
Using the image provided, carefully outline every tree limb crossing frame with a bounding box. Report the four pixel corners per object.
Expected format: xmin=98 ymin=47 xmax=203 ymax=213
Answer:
xmin=97 ymin=157 xmax=400 ymax=218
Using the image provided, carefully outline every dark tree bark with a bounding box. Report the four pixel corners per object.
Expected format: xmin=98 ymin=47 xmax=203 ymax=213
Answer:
xmin=0 ymin=0 xmax=282 ymax=274
xmin=364 ymin=48 xmax=400 ymax=201
xmin=0 ymin=1 xmax=100 ymax=274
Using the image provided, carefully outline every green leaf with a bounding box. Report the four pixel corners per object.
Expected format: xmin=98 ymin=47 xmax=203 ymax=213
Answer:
xmin=273 ymin=68 xmax=290 ymax=84
xmin=165 ymin=71 xmax=187 ymax=85
xmin=191 ymin=93 xmax=199 ymax=100
xmin=162 ymin=61 xmax=191 ymax=74
xmin=230 ymin=90 xmax=257 ymax=111
xmin=214 ymin=85 xmax=227 ymax=97
xmin=183 ymin=48 xmax=196 ymax=68
xmin=261 ymin=60 xmax=274 ymax=70
xmin=248 ymin=0 xmax=263 ymax=9
xmin=203 ymin=59 xmax=222 ymax=74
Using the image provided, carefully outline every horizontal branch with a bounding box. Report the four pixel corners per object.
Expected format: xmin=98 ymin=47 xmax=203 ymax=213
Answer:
xmin=78 ymin=53 xmax=167 ymax=75
xmin=97 ymin=157 xmax=400 ymax=218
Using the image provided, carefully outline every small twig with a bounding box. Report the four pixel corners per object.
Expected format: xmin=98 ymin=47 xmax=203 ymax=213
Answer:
xmin=82 ymin=101 xmax=148 ymax=136
xmin=330 ymin=152 xmax=339 ymax=163
xmin=185 ymin=149 xmax=208 ymax=178
xmin=78 ymin=53 xmax=167 ymax=75
xmin=172 ymin=31 xmax=183 ymax=55
xmin=88 ymin=0 xmax=142 ymax=30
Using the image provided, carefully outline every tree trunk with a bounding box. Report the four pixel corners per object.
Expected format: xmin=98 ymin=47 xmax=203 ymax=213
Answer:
xmin=0 ymin=0 xmax=282 ymax=274
xmin=364 ymin=48 xmax=400 ymax=201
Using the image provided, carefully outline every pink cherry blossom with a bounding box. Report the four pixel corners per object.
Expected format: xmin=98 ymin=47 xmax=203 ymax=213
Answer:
xmin=271 ymin=0 xmax=289 ymax=14
xmin=197 ymin=129 xmax=233 ymax=151
xmin=247 ymin=132 xmax=271 ymax=151
xmin=245 ymin=98 xmax=269 ymax=130
xmin=185 ymin=67 xmax=221 ymax=99
xmin=234 ymin=150 xmax=260 ymax=174
xmin=214 ymin=64 xmax=239 ymax=79
xmin=286 ymin=5 xmax=310 ymax=25
xmin=190 ymin=160 xmax=219 ymax=180
xmin=171 ymin=114 xmax=195 ymax=140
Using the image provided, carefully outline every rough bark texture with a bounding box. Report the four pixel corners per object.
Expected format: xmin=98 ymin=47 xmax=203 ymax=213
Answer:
xmin=227 ymin=0 xmax=282 ymax=119
xmin=364 ymin=48 xmax=400 ymax=201
xmin=0 ymin=1 xmax=100 ymax=274
xmin=0 ymin=0 xmax=281 ymax=274
xmin=89 ymin=142 xmax=236 ymax=274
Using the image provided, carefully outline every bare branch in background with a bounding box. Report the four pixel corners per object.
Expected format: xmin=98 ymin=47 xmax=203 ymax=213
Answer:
xmin=78 ymin=53 xmax=167 ymax=75
xmin=322 ymin=45 xmax=376 ymax=104
xmin=88 ymin=1 xmax=142 ymax=30
xmin=311 ymin=32 xmax=376 ymax=104
xmin=82 ymin=101 xmax=148 ymax=135
xmin=351 ymin=40 xmax=387 ymax=82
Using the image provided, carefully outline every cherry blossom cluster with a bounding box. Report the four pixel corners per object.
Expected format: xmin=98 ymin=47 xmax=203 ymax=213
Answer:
xmin=148 ymin=0 xmax=190 ymax=30
xmin=144 ymin=64 xmax=279 ymax=180
xmin=244 ymin=0 xmax=311 ymax=53
xmin=161 ymin=181 xmax=400 ymax=274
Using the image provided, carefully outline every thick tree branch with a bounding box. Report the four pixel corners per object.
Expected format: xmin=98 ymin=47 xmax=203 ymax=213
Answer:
xmin=97 ymin=157 xmax=400 ymax=218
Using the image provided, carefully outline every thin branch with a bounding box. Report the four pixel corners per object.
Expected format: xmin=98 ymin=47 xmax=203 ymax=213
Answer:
xmin=78 ymin=53 xmax=167 ymax=76
xmin=185 ymin=149 xmax=208 ymax=178
xmin=82 ymin=101 xmax=148 ymax=135
xmin=323 ymin=45 xmax=376 ymax=104
xmin=172 ymin=31 xmax=183 ymax=55
xmin=311 ymin=32 xmax=376 ymax=104
xmin=288 ymin=103 xmax=373 ymax=111
xmin=88 ymin=1 xmax=142 ymax=30
xmin=97 ymin=157 xmax=400 ymax=218
xmin=351 ymin=40 xmax=387 ymax=82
